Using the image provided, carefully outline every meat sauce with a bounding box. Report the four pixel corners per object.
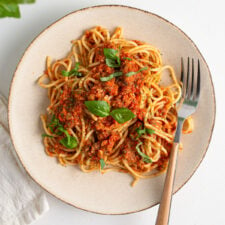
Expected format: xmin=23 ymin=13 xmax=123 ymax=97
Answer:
xmin=54 ymin=43 xmax=148 ymax=164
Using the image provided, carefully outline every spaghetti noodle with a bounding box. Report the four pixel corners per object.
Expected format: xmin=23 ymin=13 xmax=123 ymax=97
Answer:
xmin=38 ymin=26 xmax=192 ymax=186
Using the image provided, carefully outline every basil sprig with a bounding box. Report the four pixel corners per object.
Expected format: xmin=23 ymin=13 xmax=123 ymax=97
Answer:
xmin=100 ymin=159 xmax=105 ymax=169
xmin=85 ymin=101 xmax=110 ymax=117
xmin=110 ymin=108 xmax=136 ymax=124
xmin=136 ymin=142 xmax=152 ymax=163
xmin=60 ymin=136 xmax=77 ymax=149
xmin=61 ymin=62 xmax=82 ymax=77
xmin=0 ymin=0 xmax=35 ymax=19
xmin=85 ymin=100 xmax=136 ymax=124
xmin=0 ymin=3 xmax=20 ymax=18
xmin=103 ymin=48 xmax=121 ymax=68
xmin=100 ymin=71 xmax=123 ymax=82
xmin=58 ymin=126 xmax=78 ymax=149
xmin=136 ymin=127 xmax=146 ymax=139
xmin=42 ymin=133 xmax=54 ymax=138
xmin=47 ymin=115 xmax=60 ymax=132
xmin=125 ymin=67 xmax=148 ymax=77
xmin=136 ymin=126 xmax=155 ymax=139
xmin=46 ymin=115 xmax=78 ymax=149
xmin=146 ymin=128 xmax=155 ymax=134
xmin=123 ymin=57 xmax=132 ymax=61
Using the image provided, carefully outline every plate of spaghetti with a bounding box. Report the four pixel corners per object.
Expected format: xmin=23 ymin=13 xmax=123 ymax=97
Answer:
xmin=8 ymin=5 xmax=215 ymax=214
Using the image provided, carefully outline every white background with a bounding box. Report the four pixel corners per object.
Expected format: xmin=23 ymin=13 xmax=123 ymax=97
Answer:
xmin=0 ymin=0 xmax=224 ymax=224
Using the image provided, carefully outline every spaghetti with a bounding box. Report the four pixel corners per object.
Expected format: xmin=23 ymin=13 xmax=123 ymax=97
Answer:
xmin=38 ymin=26 xmax=192 ymax=186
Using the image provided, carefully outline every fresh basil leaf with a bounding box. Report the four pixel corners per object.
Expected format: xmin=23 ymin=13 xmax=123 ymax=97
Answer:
xmin=136 ymin=142 xmax=152 ymax=163
xmin=125 ymin=66 xmax=148 ymax=77
xmin=0 ymin=3 xmax=20 ymax=18
xmin=100 ymin=71 xmax=123 ymax=82
xmin=104 ymin=48 xmax=121 ymax=68
xmin=123 ymin=57 xmax=132 ymax=61
xmin=103 ymin=48 xmax=118 ymax=60
xmin=105 ymin=58 xmax=120 ymax=68
xmin=100 ymin=74 xmax=113 ymax=82
xmin=60 ymin=136 xmax=77 ymax=149
xmin=116 ymin=56 xmax=121 ymax=65
xmin=48 ymin=126 xmax=54 ymax=133
xmin=57 ymin=126 xmax=72 ymax=144
xmin=64 ymin=130 xmax=71 ymax=144
xmin=57 ymin=126 xmax=77 ymax=148
xmin=48 ymin=115 xmax=59 ymax=127
xmin=136 ymin=126 xmax=146 ymax=139
xmin=42 ymin=133 xmax=54 ymax=138
xmin=47 ymin=115 xmax=65 ymax=135
xmin=110 ymin=108 xmax=136 ymax=124
xmin=143 ymin=157 xmax=152 ymax=163
xmin=146 ymin=128 xmax=155 ymax=134
xmin=100 ymin=159 xmax=105 ymax=169
xmin=85 ymin=101 xmax=110 ymax=117
xmin=56 ymin=126 xmax=66 ymax=136
xmin=136 ymin=127 xmax=155 ymax=139
xmin=139 ymin=67 xmax=148 ymax=72
xmin=125 ymin=71 xmax=136 ymax=77
xmin=61 ymin=70 xmax=70 ymax=76
xmin=61 ymin=63 xmax=82 ymax=77
xmin=57 ymin=126 xmax=67 ymax=133
xmin=0 ymin=0 xmax=35 ymax=3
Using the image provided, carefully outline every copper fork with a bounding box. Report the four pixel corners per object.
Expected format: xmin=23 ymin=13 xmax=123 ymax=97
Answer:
xmin=155 ymin=58 xmax=201 ymax=225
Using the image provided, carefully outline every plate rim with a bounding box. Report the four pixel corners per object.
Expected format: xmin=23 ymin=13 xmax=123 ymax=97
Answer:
xmin=8 ymin=4 xmax=216 ymax=215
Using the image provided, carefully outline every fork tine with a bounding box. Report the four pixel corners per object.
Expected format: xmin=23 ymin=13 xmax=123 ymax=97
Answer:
xmin=189 ymin=58 xmax=194 ymax=99
xmin=195 ymin=59 xmax=201 ymax=101
xmin=186 ymin=57 xmax=190 ymax=97
xmin=180 ymin=57 xmax=185 ymax=97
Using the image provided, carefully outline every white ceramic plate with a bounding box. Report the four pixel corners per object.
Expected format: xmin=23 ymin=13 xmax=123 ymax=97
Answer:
xmin=8 ymin=5 xmax=215 ymax=214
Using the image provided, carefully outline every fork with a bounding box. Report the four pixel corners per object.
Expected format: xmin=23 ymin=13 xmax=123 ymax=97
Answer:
xmin=155 ymin=58 xmax=201 ymax=225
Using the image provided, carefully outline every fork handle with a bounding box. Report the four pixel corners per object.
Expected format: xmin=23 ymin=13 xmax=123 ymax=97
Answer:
xmin=155 ymin=142 xmax=179 ymax=225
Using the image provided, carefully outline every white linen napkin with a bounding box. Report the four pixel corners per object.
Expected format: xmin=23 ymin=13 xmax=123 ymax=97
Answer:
xmin=0 ymin=93 xmax=49 ymax=225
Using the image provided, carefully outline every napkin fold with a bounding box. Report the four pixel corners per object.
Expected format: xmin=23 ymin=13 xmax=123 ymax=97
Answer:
xmin=0 ymin=93 xmax=49 ymax=225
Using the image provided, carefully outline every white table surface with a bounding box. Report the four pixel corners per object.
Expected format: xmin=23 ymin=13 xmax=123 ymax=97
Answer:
xmin=0 ymin=0 xmax=224 ymax=224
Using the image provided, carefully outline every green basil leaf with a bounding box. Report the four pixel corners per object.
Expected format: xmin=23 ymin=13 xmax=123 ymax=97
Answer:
xmin=49 ymin=126 xmax=54 ymax=133
xmin=57 ymin=126 xmax=67 ymax=136
xmin=57 ymin=126 xmax=72 ymax=144
xmin=0 ymin=0 xmax=35 ymax=3
xmin=103 ymin=48 xmax=118 ymax=60
xmin=57 ymin=126 xmax=67 ymax=133
xmin=136 ymin=142 xmax=152 ymax=163
xmin=116 ymin=56 xmax=121 ymax=65
xmin=57 ymin=126 xmax=77 ymax=148
xmin=47 ymin=115 xmax=66 ymax=135
xmin=100 ymin=159 xmax=105 ymax=169
xmin=100 ymin=71 xmax=123 ymax=82
xmin=136 ymin=126 xmax=146 ymax=139
xmin=42 ymin=133 xmax=54 ymax=138
xmin=61 ymin=63 xmax=82 ymax=77
xmin=136 ymin=127 xmax=155 ymax=139
xmin=123 ymin=57 xmax=132 ymax=61
xmin=0 ymin=3 xmax=20 ymax=18
xmin=125 ymin=71 xmax=136 ymax=77
xmin=146 ymin=128 xmax=155 ymax=134
xmin=85 ymin=101 xmax=110 ymax=117
xmin=110 ymin=108 xmax=136 ymax=124
xmin=104 ymin=48 xmax=121 ymax=68
xmin=61 ymin=70 xmax=70 ymax=77
xmin=143 ymin=158 xmax=152 ymax=163
xmin=105 ymin=58 xmax=120 ymax=68
xmin=60 ymin=136 xmax=77 ymax=149
xmin=125 ymin=66 xmax=148 ymax=77
xmin=48 ymin=115 xmax=59 ymax=127
xmin=100 ymin=74 xmax=113 ymax=82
